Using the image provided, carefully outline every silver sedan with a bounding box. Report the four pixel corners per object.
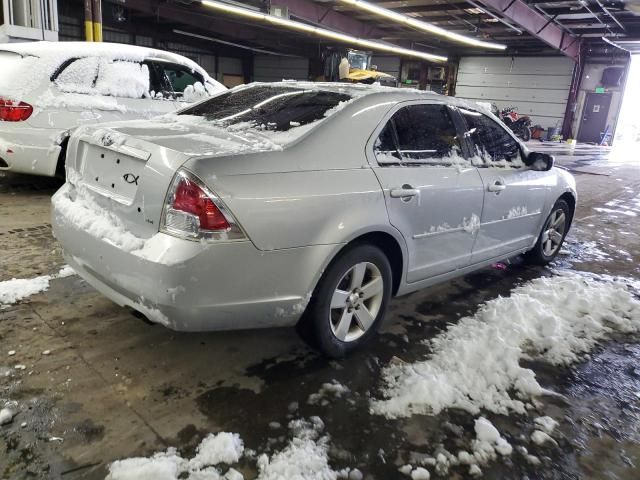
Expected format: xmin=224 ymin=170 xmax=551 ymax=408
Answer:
xmin=52 ymin=82 xmax=576 ymax=357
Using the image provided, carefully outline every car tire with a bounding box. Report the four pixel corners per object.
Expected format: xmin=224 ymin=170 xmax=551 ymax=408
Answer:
xmin=299 ymin=244 xmax=392 ymax=358
xmin=524 ymin=199 xmax=571 ymax=265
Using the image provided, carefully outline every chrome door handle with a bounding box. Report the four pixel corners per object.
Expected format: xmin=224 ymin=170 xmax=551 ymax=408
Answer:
xmin=390 ymin=187 xmax=419 ymax=198
xmin=488 ymin=181 xmax=506 ymax=193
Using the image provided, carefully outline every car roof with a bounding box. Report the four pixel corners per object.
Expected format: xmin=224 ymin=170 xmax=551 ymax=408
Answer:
xmin=235 ymin=80 xmax=490 ymax=114
xmin=0 ymin=41 xmax=210 ymax=79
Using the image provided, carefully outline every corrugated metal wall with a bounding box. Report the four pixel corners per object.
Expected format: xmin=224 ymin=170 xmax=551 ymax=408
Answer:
xmin=371 ymin=55 xmax=401 ymax=79
xmin=253 ymin=55 xmax=309 ymax=82
xmin=455 ymin=56 xmax=575 ymax=129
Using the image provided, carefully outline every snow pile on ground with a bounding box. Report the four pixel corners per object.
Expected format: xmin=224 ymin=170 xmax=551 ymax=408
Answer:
xmin=106 ymin=418 xmax=343 ymax=480
xmin=257 ymin=417 xmax=338 ymax=480
xmin=106 ymin=431 xmax=243 ymax=480
xmin=371 ymin=272 xmax=640 ymax=418
xmin=308 ymin=381 xmax=350 ymax=405
xmin=0 ymin=266 xmax=76 ymax=305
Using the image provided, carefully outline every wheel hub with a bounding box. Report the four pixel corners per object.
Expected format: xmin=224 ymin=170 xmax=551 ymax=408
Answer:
xmin=347 ymin=291 xmax=361 ymax=308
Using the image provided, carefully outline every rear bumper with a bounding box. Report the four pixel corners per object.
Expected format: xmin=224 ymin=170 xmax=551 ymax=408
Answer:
xmin=0 ymin=125 xmax=63 ymax=177
xmin=52 ymin=187 xmax=337 ymax=331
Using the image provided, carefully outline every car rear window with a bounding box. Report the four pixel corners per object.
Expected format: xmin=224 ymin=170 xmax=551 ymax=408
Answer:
xmin=0 ymin=52 xmax=41 ymax=99
xmin=179 ymin=86 xmax=352 ymax=132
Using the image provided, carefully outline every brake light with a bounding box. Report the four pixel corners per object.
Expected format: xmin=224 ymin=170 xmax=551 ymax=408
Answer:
xmin=0 ymin=98 xmax=33 ymax=122
xmin=161 ymin=169 xmax=245 ymax=241
xmin=173 ymin=176 xmax=230 ymax=231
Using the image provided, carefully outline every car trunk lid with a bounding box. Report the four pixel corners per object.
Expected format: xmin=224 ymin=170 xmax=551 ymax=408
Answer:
xmin=64 ymin=118 xmax=280 ymax=241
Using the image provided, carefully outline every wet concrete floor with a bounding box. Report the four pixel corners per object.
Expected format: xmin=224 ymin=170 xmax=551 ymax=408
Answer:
xmin=1 ymin=141 xmax=639 ymax=479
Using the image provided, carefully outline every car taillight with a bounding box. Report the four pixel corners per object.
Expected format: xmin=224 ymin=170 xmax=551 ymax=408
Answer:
xmin=0 ymin=98 xmax=33 ymax=122
xmin=161 ymin=169 xmax=245 ymax=241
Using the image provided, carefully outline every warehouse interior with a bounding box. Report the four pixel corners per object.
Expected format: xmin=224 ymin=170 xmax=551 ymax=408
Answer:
xmin=2 ymin=1 xmax=640 ymax=479
xmin=1 ymin=0 xmax=639 ymax=144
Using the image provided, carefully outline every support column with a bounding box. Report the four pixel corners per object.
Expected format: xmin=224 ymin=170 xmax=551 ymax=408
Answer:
xmin=92 ymin=0 xmax=103 ymax=42
xmin=561 ymin=47 xmax=585 ymax=140
xmin=84 ymin=0 xmax=93 ymax=41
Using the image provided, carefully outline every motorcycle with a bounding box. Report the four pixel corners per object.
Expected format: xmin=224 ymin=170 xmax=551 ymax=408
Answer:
xmin=499 ymin=106 xmax=532 ymax=142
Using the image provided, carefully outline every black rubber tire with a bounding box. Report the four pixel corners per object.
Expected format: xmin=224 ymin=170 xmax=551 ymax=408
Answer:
xmin=299 ymin=244 xmax=392 ymax=358
xmin=520 ymin=126 xmax=531 ymax=142
xmin=524 ymin=199 xmax=571 ymax=265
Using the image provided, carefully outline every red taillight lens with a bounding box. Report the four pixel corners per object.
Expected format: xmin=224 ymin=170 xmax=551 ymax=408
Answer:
xmin=0 ymin=98 xmax=33 ymax=122
xmin=172 ymin=176 xmax=230 ymax=231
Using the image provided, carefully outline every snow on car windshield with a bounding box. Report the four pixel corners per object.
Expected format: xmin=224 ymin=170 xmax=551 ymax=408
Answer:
xmin=179 ymin=86 xmax=352 ymax=132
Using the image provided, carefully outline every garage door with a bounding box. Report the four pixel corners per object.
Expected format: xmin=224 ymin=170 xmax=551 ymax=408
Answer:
xmin=455 ymin=56 xmax=575 ymax=129
xmin=253 ymin=55 xmax=309 ymax=82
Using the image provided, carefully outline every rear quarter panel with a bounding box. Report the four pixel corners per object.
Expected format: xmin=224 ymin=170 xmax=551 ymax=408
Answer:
xmin=200 ymin=167 xmax=392 ymax=251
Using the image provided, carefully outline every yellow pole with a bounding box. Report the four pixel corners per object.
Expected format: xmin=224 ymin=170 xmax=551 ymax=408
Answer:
xmin=84 ymin=0 xmax=93 ymax=41
xmin=92 ymin=0 xmax=103 ymax=42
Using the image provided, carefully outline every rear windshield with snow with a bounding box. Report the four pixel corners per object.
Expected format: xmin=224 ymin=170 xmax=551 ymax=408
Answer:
xmin=0 ymin=52 xmax=41 ymax=99
xmin=179 ymin=86 xmax=351 ymax=132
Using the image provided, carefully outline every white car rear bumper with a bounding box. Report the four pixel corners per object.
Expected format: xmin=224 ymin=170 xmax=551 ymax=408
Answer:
xmin=0 ymin=124 xmax=64 ymax=177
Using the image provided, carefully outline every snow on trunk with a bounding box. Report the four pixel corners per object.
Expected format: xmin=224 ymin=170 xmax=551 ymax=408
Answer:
xmin=371 ymin=272 xmax=640 ymax=418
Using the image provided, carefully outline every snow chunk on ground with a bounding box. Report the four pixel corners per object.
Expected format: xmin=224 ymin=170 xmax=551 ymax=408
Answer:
xmin=534 ymin=416 xmax=558 ymax=435
xmin=472 ymin=417 xmax=512 ymax=463
xmin=257 ymin=417 xmax=338 ymax=480
xmin=106 ymin=432 xmax=244 ymax=480
xmin=308 ymin=381 xmax=350 ymax=405
xmin=410 ymin=467 xmax=430 ymax=479
xmin=371 ymin=272 xmax=640 ymax=418
xmin=106 ymin=449 xmax=187 ymax=480
xmin=0 ymin=403 xmax=18 ymax=425
xmin=0 ymin=266 xmax=76 ymax=305
xmin=531 ymin=430 xmax=556 ymax=446
xmin=190 ymin=432 xmax=244 ymax=469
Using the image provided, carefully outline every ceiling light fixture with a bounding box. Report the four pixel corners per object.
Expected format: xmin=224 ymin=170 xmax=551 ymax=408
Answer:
xmin=200 ymin=0 xmax=448 ymax=62
xmin=338 ymin=0 xmax=507 ymax=50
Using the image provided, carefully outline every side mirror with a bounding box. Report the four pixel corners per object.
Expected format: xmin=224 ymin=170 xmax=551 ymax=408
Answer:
xmin=525 ymin=152 xmax=554 ymax=171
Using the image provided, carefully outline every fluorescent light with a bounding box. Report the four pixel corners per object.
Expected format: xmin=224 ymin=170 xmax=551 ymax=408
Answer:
xmin=200 ymin=0 xmax=447 ymax=62
xmin=338 ymin=0 xmax=507 ymax=51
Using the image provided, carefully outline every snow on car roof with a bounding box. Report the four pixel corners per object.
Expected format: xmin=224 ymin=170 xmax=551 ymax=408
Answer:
xmin=0 ymin=41 xmax=209 ymax=78
xmin=236 ymin=80 xmax=485 ymax=112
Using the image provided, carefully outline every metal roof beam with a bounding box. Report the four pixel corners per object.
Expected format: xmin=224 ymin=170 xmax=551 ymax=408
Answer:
xmin=475 ymin=0 xmax=582 ymax=60
xmin=272 ymin=0 xmax=386 ymax=38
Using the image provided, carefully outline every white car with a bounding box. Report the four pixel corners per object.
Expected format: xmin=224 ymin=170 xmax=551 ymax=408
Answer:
xmin=0 ymin=41 xmax=225 ymax=177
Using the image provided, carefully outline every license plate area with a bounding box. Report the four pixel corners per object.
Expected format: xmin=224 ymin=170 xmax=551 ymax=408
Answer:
xmin=80 ymin=143 xmax=150 ymax=205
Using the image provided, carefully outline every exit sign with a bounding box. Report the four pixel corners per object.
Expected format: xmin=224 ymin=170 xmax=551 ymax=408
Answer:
xmin=595 ymin=87 xmax=606 ymax=93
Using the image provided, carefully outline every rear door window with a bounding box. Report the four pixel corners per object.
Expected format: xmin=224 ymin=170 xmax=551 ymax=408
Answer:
xmin=54 ymin=57 xmax=100 ymax=93
xmin=460 ymin=108 xmax=522 ymax=165
xmin=374 ymin=104 xmax=462 ymax=165
xmin=54 ymin=58 xmax=151 ymax=99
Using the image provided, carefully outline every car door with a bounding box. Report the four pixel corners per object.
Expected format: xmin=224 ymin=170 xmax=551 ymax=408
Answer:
xmin=459 ymin=107 xmax=552 ymax=262
xmin=369 ymin=101 xmax=485 ymax=283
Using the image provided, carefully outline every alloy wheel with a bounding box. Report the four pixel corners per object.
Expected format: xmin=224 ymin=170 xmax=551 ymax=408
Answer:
xmin=329 ymin=262 xmax=384 ymax=342
xmin=541 ymin=208 xmax=566 ymax=256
